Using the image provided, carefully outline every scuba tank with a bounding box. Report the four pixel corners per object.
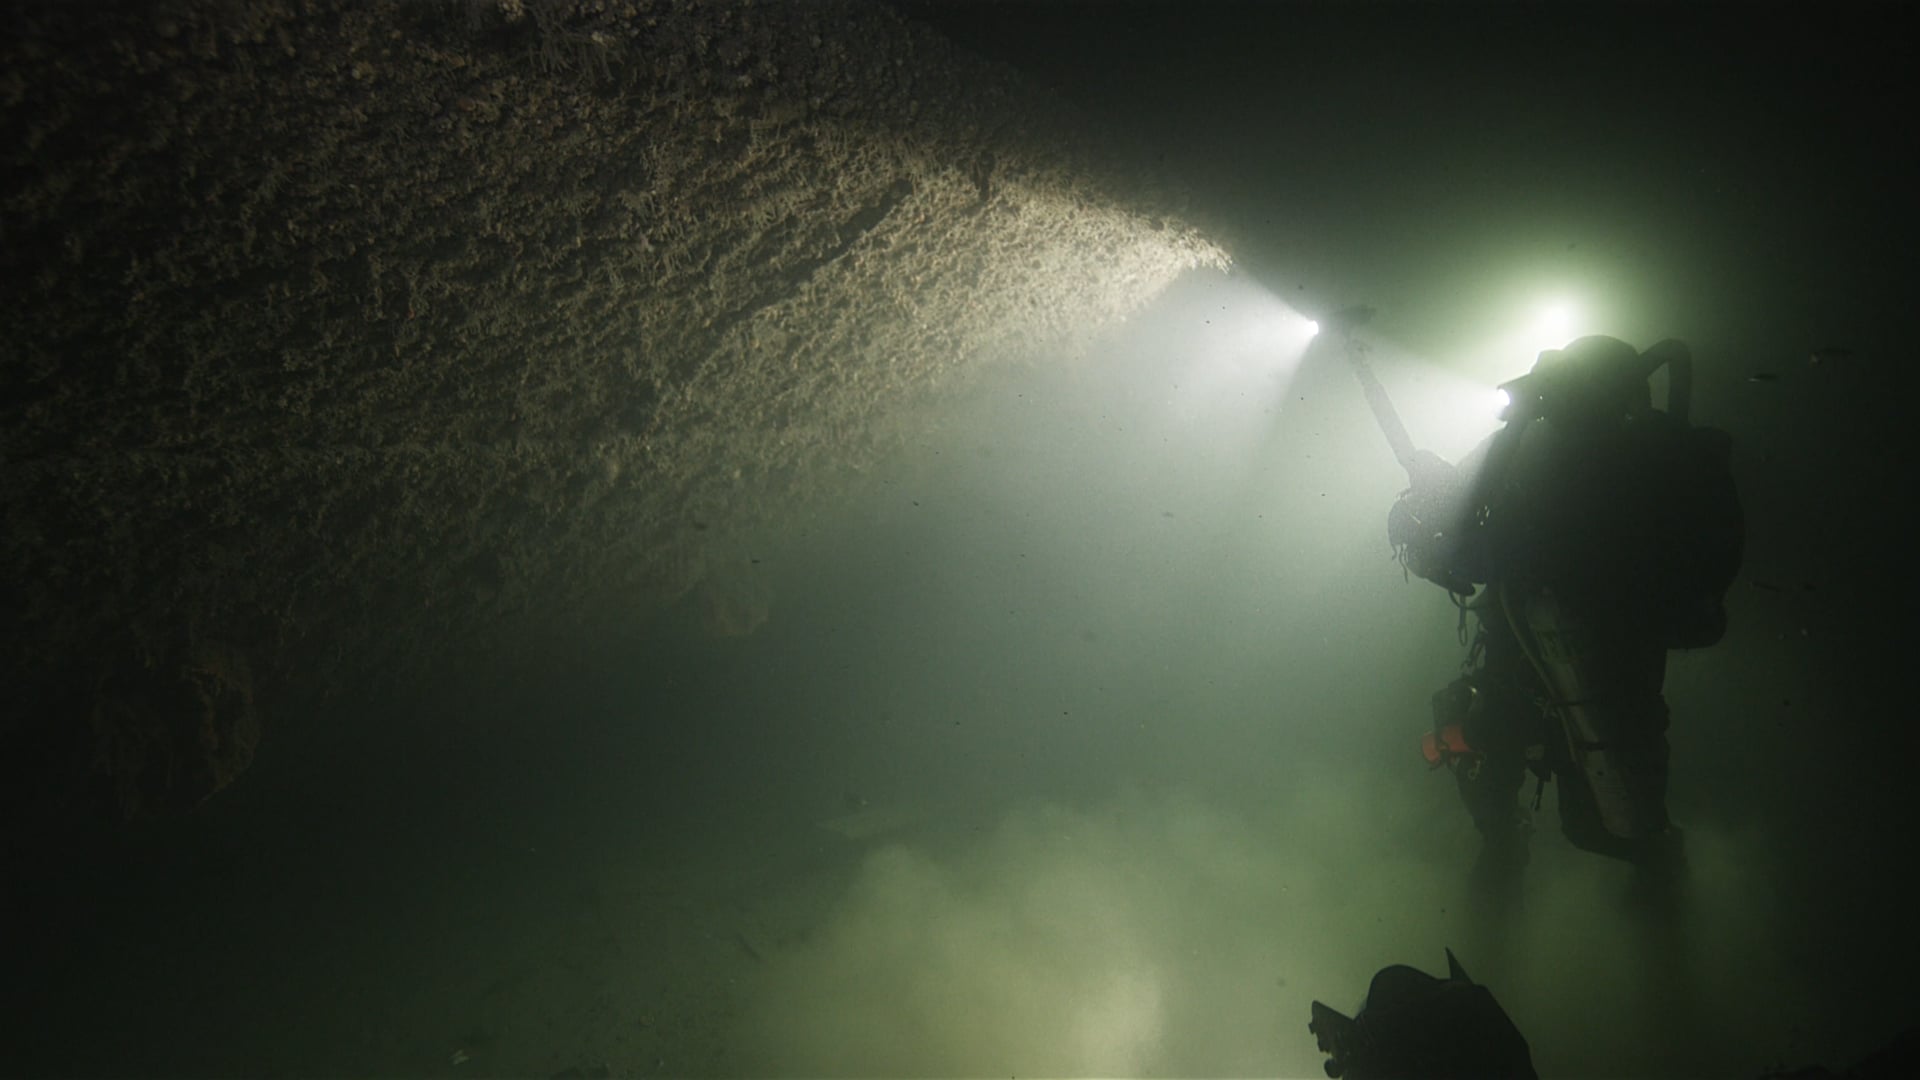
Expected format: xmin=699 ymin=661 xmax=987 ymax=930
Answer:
xmin=1502 ymin=586 xmax=1644 ymax=841
xmin=1647 ymin=340 xmax=1742 ymax=649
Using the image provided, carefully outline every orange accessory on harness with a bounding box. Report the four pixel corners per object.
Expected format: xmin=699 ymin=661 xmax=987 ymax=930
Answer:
xmin=1422 ymin=723 xmax=1473 ymax=768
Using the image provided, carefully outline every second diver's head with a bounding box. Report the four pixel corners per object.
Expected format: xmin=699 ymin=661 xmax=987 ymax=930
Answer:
xmin=1498 ymin=335 xmax=1651 ymax=427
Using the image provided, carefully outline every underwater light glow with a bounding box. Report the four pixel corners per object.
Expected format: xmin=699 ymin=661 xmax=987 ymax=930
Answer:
xmin=1133 ymin=273 xmax=1322 ymax=452
xmin=1538 ymin=298 xmax=1576 ymax=334
xmin=1523 ymin=297 xmax=1582 ymax=357
xmin=1444 ymin=288 xmax=1606 ymax=391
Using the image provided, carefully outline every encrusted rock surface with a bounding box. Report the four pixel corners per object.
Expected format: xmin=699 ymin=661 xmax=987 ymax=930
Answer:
xmin=1 ymin=0 xmax=1223 ymax=828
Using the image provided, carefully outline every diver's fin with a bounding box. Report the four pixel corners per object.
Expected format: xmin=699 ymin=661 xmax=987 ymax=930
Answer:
xmin=1446 ymin=947 xmax=1472 ymax=985
xmin=1309 ymin=1000 xmax=1356 ymax=1077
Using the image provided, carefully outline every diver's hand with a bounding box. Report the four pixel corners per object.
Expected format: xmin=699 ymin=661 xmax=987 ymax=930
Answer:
xmin=1388 ymin=458 xmax=1478 ymax=597
xmin=1405 ymin=449 xmax=1458 ymax=496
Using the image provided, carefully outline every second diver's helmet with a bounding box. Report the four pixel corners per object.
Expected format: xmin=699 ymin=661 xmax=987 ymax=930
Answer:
xmin=1497 ymin=335 xmax=1652 ymax=426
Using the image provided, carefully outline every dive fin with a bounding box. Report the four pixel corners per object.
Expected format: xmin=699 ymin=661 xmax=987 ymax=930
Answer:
xmin=1447 ymin=947 xmax=1471 ymax=985
xmin=1309 ymin=1000 xmax=1357 ymax=1077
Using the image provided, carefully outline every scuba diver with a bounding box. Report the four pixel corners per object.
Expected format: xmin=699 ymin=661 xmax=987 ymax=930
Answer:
xmin=1309 ymin=949 xmax=1536 ymax=1079
xmin=1341 ymin=320 xmax=1743 ymax=919
xmin=1303 ymin=951 xmax=1917 ymax=1080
